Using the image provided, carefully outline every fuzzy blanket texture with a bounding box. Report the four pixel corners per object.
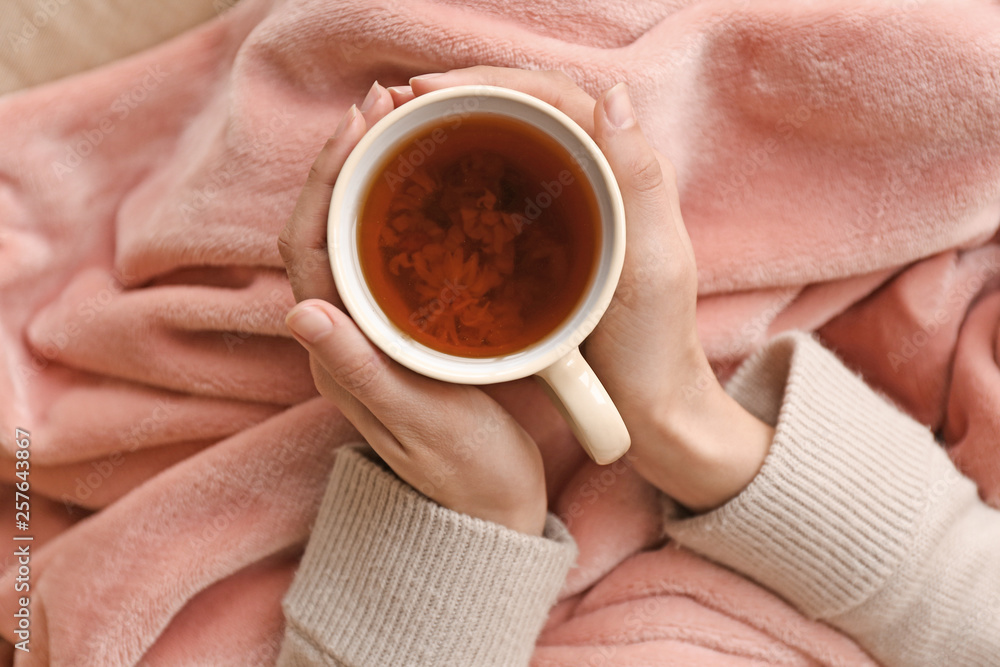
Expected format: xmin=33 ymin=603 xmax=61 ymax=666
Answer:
xmin=1 ymin=0 xmax=999 ymax=664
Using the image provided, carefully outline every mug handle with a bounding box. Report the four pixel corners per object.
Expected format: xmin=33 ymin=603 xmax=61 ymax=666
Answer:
xmin=535 ymin=347 xmax=631 ymax=465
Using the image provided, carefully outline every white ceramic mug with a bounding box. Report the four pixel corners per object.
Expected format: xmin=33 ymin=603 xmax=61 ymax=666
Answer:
xmin=328 ymin=85 xmax=630 ymax=465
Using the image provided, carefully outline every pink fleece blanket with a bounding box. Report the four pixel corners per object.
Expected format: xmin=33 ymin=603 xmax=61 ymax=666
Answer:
xmin=1 ymin=0 xmax=999 ymax=664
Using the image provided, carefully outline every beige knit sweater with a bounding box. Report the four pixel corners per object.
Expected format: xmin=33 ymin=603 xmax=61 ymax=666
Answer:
xmin=276 ymin=333 xmax=1000 ymax=666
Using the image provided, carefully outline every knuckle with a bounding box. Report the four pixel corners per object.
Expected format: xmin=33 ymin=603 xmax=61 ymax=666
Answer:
xmin=629 ymin=153 xmax=666 ymax=197
xmin=330 ymin=350 xmax=385 ymax=394
xmin=660 ymin=255 xmax=696 ymax=290
xmin=276 ymin=230 xmax=295 ymax=264
xmin=543 ymin=70 xmax=576 ymax=106
xmin=544 ymin=69 xmax=574 ymax=86
xmin=465 ymin=65 xmax=500 ymax=86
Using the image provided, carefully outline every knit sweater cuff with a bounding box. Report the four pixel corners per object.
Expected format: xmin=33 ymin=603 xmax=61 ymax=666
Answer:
xmin=279 ymin=444 xmax=577 ymax=667
xmin=664 ymin=332 xmax=934 ymax=619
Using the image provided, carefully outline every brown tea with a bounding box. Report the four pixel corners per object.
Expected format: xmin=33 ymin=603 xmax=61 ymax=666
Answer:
xmin=358 ymin=115 xmax=600 ymax=357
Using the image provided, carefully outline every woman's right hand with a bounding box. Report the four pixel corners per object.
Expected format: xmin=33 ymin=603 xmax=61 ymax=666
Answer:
xmin=411 ymin=68 xmax=775 ymax=512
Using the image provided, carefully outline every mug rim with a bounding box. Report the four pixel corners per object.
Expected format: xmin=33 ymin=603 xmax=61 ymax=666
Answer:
xmin=328 ymin=84 xmax=626 ymax=384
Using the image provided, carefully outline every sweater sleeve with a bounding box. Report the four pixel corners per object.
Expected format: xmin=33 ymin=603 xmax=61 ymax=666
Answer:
xmin=276 ymin=444 xmax=577 ymax=667
xmin=664 ymin=332 xmax=1000 ymax=667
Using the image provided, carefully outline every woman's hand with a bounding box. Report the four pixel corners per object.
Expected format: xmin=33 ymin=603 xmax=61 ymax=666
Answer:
xmin=409 ymin=68 xmax=774 ymax=513
xmin=278 ymin=83 xmax=547 ymax=536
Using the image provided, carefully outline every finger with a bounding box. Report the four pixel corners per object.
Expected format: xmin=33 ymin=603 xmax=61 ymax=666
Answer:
xmin=359 ymin=81 xmax=394 ymax=126
xmin=284 ymin=299 xmax=479 ymax=462
xmin=410 ymin=66 xmax=597 ymax=133
xmin=387 ymin=85 xmax=415 ymax=107
xmin=287 ymin=299 xmax=548 ymax=534
xmin=278 ymin=105 xmax=366 ymax=304
xmin=593 ymin=83 xmax=695 ymax=290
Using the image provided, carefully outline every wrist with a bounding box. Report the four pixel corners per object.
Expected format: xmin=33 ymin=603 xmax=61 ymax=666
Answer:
xmin=448 ymin=494 xmax=548 ymax=537
xmin=630 ymin=371 xmax=774 ymax=513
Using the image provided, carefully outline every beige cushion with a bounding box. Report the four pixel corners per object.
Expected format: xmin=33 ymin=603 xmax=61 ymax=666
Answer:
xmin=0 ymin=0 xmax=229 ymax=95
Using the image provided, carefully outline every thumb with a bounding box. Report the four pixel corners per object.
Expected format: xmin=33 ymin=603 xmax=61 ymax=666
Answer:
xmin=585 ymin=83 xmax=704 ymax=404
xmin=283 ymin=298 xmax=457 ymax=491
xmin=284 ymin=299 xmax=421 ymax=428
xmin=593 ymin=83 xmax=695 ymax=283
xmin=284 ymin=299 xmax=548 ymax=534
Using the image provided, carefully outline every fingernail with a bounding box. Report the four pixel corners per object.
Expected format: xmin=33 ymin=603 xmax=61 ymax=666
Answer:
xmin=360 ymin=81 xmax=381 ymax=113
xmin=333 ymin=105 xmax=358 ymax=139
xmin=605 ymin=83 xmax=635 ymax=130
xmin=286 ymin=305 xmax=334 ymax=344
xmin=410 ymin=72 xmax=444 ymax=83
xmin=387 ymin=85 xmax=411 ymax=97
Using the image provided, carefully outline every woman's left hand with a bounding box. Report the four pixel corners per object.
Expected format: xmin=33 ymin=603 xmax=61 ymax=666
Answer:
xmin=278 ymin=83 xmax=548 ymax=536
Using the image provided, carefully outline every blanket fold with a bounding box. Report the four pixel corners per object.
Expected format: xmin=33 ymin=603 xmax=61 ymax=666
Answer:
xmin=1 ymin=0 xmax=998 ymax=664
